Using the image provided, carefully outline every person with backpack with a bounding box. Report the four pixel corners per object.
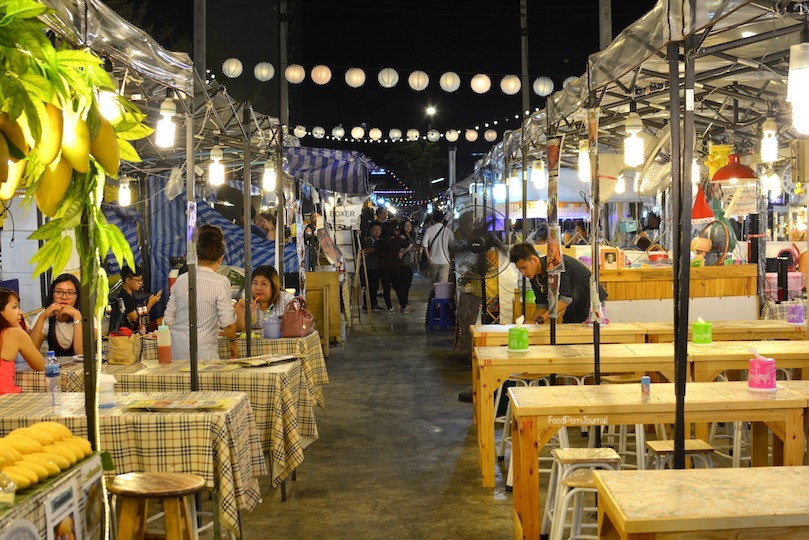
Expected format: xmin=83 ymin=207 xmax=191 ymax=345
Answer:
xmin=421 ymin=211 xmax=452 ymax=284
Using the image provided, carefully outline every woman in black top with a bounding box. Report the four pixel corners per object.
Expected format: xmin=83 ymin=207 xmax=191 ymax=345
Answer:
xmin=29 ymin=274 xmax=83 ymax=355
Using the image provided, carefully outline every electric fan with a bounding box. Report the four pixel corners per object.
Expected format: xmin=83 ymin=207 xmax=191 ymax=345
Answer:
xmin=446 ymin=204 xmax=513 ymax=282
xmin=691 ymin=220 xmax=731 ymax=266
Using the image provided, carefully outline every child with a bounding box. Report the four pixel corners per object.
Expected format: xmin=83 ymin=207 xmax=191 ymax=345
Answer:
xmin=0 ymin=288 xmax=45 ymax=393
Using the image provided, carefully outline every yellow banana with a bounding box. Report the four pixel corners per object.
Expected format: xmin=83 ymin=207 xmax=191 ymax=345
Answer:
xmin=42 ymin=444 xmax=77 ymax=465
xmin=30 ymin=451 xmax=70 ymax=471
xmin=66 ymin=436 xmax=92 ymax=457
xmin=3 ymin=465 xmax=38 ymax=485
xmin=10 ymin=427 xmax=54 ymax=446
xmin=2 ymin=435 xmax=41 ymax=454
xmin=0 ymin=443 xmax=20 ymax=463
xmin=12 ymin=460 xmax=48 ymax=482
xmin=51 ymin=441 xmax=82 ymax=463
xmin=30 ymin=421 xmax=72 ymax=440
xmin=21 ymin=454 xmax=60 ymax=476
xmin=2 ymin=469 xmax=31 ymax=489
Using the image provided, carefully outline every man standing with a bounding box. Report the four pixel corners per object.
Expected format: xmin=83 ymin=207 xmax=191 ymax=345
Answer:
xmin=362 ymin=221 xmax=383 ymax=311
xmin=421 ymin=211 xmax=452 ymax=283
xmin=508 ymin=243 xmax=606 ymax=324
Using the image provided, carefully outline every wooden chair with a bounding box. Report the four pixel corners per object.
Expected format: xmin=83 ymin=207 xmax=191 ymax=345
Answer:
xmin=108 ymin=472 xmax=206 ymax=540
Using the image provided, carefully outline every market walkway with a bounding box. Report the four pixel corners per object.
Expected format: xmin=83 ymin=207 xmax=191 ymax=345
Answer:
xmin=228 ymin=274 xmax=513 ymax=539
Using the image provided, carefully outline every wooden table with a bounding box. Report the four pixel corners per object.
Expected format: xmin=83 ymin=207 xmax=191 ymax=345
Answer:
xmin=508 ymin=382 xmax=807 ymax=539
xmin=595 ymin=466 xmax=809 ymax=539
xmin=689 ymin=340 xmax=809 ymax=383
xmin=0 ymin=391 xmax=266 ymax=538
xmin=473 ymin=343 xmax=676 ymax=487
xmin=470 ymin=323 xmax=647 ymax=347
xmin=641 ymin=319 xmax=808 ymax=343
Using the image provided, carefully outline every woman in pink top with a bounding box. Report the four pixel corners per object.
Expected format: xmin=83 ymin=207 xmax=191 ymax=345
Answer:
xmin=0 ymin=288 xmax=44 ymax=393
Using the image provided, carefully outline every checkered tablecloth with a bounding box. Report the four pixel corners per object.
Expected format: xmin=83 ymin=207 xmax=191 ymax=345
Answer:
xmin=16 ymin=358 xmax=312 ymax=486
xmin=0 ymin=454 xmax=99 ymax=538
xmin=761 ymin=299 xmax=808 ymax=321
xmin=0 ymin=391 xmax=266 ymax=538
xmin=138 ymin=332 xmax=329 ymax=407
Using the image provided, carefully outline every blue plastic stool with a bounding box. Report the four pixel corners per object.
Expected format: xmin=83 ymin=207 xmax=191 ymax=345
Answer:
xmin=428 ymin=298 xmax=455 ymax=331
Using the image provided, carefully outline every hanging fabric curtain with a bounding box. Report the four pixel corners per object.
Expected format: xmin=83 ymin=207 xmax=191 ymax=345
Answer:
xmin=102 ymin=204 xmax=143 ymax=275
xmin=284 ymin=146 xmax=377 ymax=195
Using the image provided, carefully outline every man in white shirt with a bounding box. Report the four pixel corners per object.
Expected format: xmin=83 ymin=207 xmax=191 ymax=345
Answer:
xmin=421 ymin=211 xmax=452 ymax=283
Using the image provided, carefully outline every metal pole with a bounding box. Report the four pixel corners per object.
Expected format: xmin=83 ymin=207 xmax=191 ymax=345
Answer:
xmin=519 ymin=0 xmax=530 ymax=316
xmin=598 ymin=0 xmax=613 ymax=50
xmin=276 ymin=0 xmax=288 ymax=286
xmin=186 ymin=91 xmax=199 ymax=390
xmin=243 ymin=106 xmax=253 ymax=358
xmin=78 ymin=224 xmax=97 ymax=449
xmin=193 ymin=0 xmax=206 ymax=79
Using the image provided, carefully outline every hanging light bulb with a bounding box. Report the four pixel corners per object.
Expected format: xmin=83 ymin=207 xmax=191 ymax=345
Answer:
xmin=623 ymin=112 xmax=644 ymax=167
xmin=155 ymin=97 xmax=177 ymax=148
xmin=787 ymin=21 xmax=809 ymax=135
xmin=691 ymin=158 xmax=701 ymax=185
xmin=760 ymin=118 xmax=778 ymax=163
xmin=578 ymin=140 xmax=590 ymax=183
xmin=118 ymin=176 xmax=131 ymax=206
xmin=98 ymin=90 xmax=123 ymax=124
xmin=263 ymin=161 xmax=276 ymax=192
xmin=530 ymin=160 xmax=547 ymax=189
xmin=209 ymin=143 xmax=224 ymax=186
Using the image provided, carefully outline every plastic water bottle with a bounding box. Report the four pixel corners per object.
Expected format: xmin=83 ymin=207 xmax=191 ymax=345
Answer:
xmin=45 ymin=351 xmax=61 ymax=407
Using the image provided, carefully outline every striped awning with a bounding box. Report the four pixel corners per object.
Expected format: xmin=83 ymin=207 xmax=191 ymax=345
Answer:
xmin=284 ymin=146 xmax=376 ymax=195
xmin=103 ymin=204 xmax=143 ymax=275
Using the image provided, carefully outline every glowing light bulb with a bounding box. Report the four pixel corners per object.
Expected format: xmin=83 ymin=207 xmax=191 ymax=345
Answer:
xmin=209 ymin=145 xmax=224 ymax=186
xmin=578 ymin=140 xmax=590 ymax=183
xmin=118 ymin=176 xmax=131 ymax=206
xmin=623 ymin=112 xmax=644 ymax=167
xmin=263 ymin=162 xmax=276 ymax=192
xmin=761 ymin=118 xmax=778 ymax=163
xmin=615 ymin=175 xmax=626 ymax=194
xmin=531 ymin=160 xmax=547 ymax=189
xmin=155 ymin=98 xmax=176 ymax=148
xmin=691 ymin=159 xmax=701 ymax=184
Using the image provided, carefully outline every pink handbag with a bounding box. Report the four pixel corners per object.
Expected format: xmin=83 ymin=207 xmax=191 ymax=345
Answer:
xmin=281 ymin=296 xmax=316 ymax=337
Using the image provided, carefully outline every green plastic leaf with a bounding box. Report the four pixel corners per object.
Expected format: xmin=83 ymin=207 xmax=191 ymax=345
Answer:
xmin=94 ymin=225 xmax=110 ymax=266
xmin=19 ymin=71 xmax=53 ymax=103
xmin=57 ymin=66 xmax=91 ymax=102
xmin=116 ymin=122 xmax=154 ymax=141
xmin=11 ymin=20 xmax=55 ymax=63
xmin=117 ymin=138 xmax=141 ymax=163
xmin=59 ymin=199 xmax=84 ymax=229
xmin=87 ymin=64 xmax=115 ymax=91
xmin=29 ymin=236 xmax=63 ymax=277
xmin=2 ymin=0 xmax=49 ymax=21
xmin=87 ymin=102 xmax=101 ymax=141
xmin=27 ymin=217 xmax=62 ymax=240
xmin=54 ymin=49 xmax=103 ymax=68
xmin=19 ymin=90 xmax=42 ymax=141
xmin=50 ymin=234 xmax=73 ymax=277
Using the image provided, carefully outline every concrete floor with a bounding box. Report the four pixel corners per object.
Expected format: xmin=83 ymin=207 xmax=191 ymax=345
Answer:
xmin=232 ymin=274 xmax=515 ymax=539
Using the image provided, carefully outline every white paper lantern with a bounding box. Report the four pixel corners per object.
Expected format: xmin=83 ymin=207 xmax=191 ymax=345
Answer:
xmin=345 ymin=67 xmax=366 ymax=88
xmin=563 ymin=76 xmax=577 ymax=89
xmin=285 ymin=64 xmax=305 ymax=84
xmin=369 ymin=128 xmax=382 ymax=141
xmin=332 ymin=126 xmax=345 ymax=139
xmin=533 ymin=76 xmax=554 ymax=97
xmin=312 ymin=126 xmax=325 ymax=139
xmin=351 ymin=126 xmax=365 ymax=139
xmin=427 ymin=129 xmax=440 ymax=142
xmin=311 ymin=65 xmax=332 ymax=85
xmin=500 ymin=75 xmax=521 ymax=95
xmin=378 ymin=68 xmax=399 ymax=88
xmin=439 ymin=71 xmax=461 ymax=92
xmin=465 ymin=129 xmax=479 ymax=142
xmin=293 ymin=125 xmax=306 ymax=138
xmin=254 ymin=62 xmax=275 ymax=82
xmin=408 ymin=70 xmax=429 ymax=91
xmin=470 ymin=74 xmax=491 ymax=94
xmin=389 ymin=128 xmax=402 ymax=141
xmin=406 ymin=128 xmax=420 ymax=141
xmin=484 ymin=129 xmax=497 ymax=142
xmin=222 ymin=58 xmax=243 ymax=78
xmin=445 ymin=129 xmax=459 ymax=142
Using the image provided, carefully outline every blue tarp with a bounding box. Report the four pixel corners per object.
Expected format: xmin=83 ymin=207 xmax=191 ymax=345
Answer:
xmin=103 ymin=203 xmax=142 ymax=275
xmin=147 ymin=175 xmax=299 ymax=294
xmin=285 ymin=146 xmax=376 ymax=195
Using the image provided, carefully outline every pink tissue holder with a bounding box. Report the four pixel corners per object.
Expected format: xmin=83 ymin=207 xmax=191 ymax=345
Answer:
xmin=748 ymin=356 xmax=777 ymax=392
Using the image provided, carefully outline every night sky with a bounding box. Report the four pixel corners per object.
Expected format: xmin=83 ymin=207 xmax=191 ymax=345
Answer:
xmin=153 ymin=0 xmax=655 ymax=181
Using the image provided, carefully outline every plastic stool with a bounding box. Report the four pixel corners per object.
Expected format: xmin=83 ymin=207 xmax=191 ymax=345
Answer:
xmin=646 ymin=439 xmax=715 ymax=469
xmin=549 ymin=469 xmax=599 ymax=540
xmin=427 ymin=297 xmax=455 ymax=331
xmin=108 ymin=472 xmax=206 ymax=540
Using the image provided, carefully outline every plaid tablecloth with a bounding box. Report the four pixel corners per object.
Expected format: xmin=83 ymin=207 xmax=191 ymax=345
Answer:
xmin=17 ymin=358 xmax=312 ymax=485
xmin=761 ymin=299 xmax=808 ymax=321
xmin=0 ymin=391 xmax=266 ymax=538
xmin=0 ymin=454 xmax=99 ymax=538
xmin=138 ymin=331 xmax=330 ymax=407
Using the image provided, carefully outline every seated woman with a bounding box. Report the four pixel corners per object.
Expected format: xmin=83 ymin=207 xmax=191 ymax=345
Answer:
xmin=1 ymin=288 xmax=44 ymax=393
xmin=237 ymin=265 xmax=295 ymax=330
xmin=164 ymin=225 xmax=244 ymax=360
xmin=29 ymin=274 xmax=83 ymax=356
xmin=117 ymin=265 xmax=162 ymax=332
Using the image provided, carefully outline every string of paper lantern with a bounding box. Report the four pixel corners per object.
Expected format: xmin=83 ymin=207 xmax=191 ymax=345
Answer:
xmin=288 ymin=108 xmax=544 ymax=145
xmin=220 ymin=58 xmax=576 ymax=97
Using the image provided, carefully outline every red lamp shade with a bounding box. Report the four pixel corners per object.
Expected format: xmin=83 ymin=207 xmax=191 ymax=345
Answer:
xmin=692 ymin=184 xmax=714 ymax=222
xmin=711 ymin=153 xmax=757 ymax=184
